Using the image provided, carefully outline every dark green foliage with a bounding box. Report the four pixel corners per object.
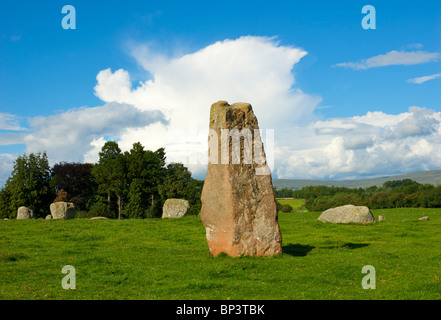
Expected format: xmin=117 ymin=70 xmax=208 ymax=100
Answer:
xmin=88 ymin=202 xmax=115 ymax=218
xmin=91 ymin=141 xmax=202 ymax=219
xmin=280 ymin=204 xmax=293 ymax=212
xmin=0 ymin=152 xmax=52 ymax=218
xmin=158 ymin=163 xmax=204 ymax=216
xmin=92 ymin=141 xmax=130 ymax=219
xmin=124 ymin=178 xmax=149 ymax=219
xmin=121 ymin=143 xmax=167 ymax=219
xmin=298 ymin=179 xmax=441 ymax=211
xmin=0 ymin=187 xmax=12 ymax=219
xmin=276 ymin=200 xmax=282 ymax=212
xmin=0 ymin=141 xmax=203 ymax=220
xmin=51 ymin=162 xmax=96 ymax=210
xmin=273 ymin=187 xmax=294 ymax=198
xmin=185 ymin=179 xmax=204 ymax=215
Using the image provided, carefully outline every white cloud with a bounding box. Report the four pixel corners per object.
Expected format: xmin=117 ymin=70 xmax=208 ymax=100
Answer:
xmin=83 ymin=137 xmax=107 ymax=164
xmin=0 ymin=154 xmax=15 ymax=187
xmin=335 ymin=50 xmax=441 ymax=70
xmin=24 ymin=102 xmax=166 ymax=164
xmin=274 ymin=106 xmax=441 ymax=179
xmin=93 ymin=37 xmax=441 ymax=180
xmin=406 ymin=43 xmax=424 ymax=50
xmin=2 ymin=36 xmax=440 ymax=186
xmin=407 ymin=73 xmax=441 ymax=84
xmin=0 ymin=113 xmax=26 ymax=131
xmin=94 ymin=36 xmax=321 ymax=176
xmin=0 ymin=132 xmax=26 ymax=146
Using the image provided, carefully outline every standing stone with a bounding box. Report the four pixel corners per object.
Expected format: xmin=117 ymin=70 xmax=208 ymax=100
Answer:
xmin=200 ymin=101 xmax=282 ymax=257
xmin=45 ymin=215 xmax=52 ymax=220
xmin=162 ymin=199 xmax=190 ymax=218
xmin=50 ymin=202 xmax=76 ymax=219
xmin=17 ymin=206 xmax=34 ymax=220
xmin=318 ymin=204 xmax=376 ymax=224
xmin=378 ymin=215 xmax=386 ymax=222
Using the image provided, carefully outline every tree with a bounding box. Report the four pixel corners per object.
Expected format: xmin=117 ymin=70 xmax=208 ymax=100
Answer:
xmin=280 ymin=204 xmax=293 ymax=212
xmin=123 ymin=143 xmax=167 ymax=218
xmin=383 ymin=179 xmax=419 ymax=192
xmin=93 ymin=142 xmax=168 ymax=219
xmin=274 ymin=187 xmax=294 ymax=198
xmin=158 ymin=163 xmax=203 ymax=215
xmin=159 ymin=163 xmax=192 ymax=199
xmin=51 ymin=162 xmax=96 ymax=210
xmin=124 ymin=178 xmax=148 ymax=219
xmin=141 ymin=147 xmax=167 ymax=211
xmin=1 ymin=152 xmax=52 ymax=218
xmin=0 ymin=187 xmax=12 ymax=219
xmin=92 ymin=141 xmax=128 ymax=219
xmin=185 ymin=178 xmax=204 ymax=215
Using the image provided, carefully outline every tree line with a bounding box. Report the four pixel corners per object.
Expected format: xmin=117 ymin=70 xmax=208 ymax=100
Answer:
xmin=0 ymin=141 xmax=203 ymax=219
xmin=274 ymin=178 xmax=441 ymax=211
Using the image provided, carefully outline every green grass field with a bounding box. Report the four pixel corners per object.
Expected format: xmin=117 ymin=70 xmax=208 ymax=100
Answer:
xmin=1 ymin=208 xmax=441 ymax=300
xmin=276 ymin=198 xmax=307 ymax=211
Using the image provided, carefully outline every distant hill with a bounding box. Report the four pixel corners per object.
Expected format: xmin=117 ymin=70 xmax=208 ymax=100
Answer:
xmin=273 ymin=170 xmax=441 ymax=190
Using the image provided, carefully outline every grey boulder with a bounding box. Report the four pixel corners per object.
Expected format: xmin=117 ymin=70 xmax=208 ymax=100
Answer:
xmin=17 ymin=206 xmax=34 ymax=220
xmin=162 ymin=199 xmax=190 ymax=218
xmin=50 ymin=202 xmax=76 ymax=219
xmin=318 ymin=204 xmax=376 ymax=224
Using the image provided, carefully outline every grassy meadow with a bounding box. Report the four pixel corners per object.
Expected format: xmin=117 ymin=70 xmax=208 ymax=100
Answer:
xmin=276 ymin=198 xmax=307 ymax=211
xmin=1 ymin=208 xmax=441 ymax=300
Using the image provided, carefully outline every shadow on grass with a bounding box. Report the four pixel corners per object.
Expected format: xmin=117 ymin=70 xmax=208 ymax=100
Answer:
xmin=282 ymin=242 xmax=370 ymax=256
xmin=320 ymin=243 xmax=370 ymax=250
xmin=282 ymin=244 xmax=315 ymax=257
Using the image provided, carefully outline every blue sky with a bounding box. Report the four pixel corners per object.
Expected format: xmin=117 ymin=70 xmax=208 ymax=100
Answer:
xmin=1 ymin=0 xmax=441 ymax=185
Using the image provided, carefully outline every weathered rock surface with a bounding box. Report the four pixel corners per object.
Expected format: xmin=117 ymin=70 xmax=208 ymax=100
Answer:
xmin=419 ymin=216 xmax=429 ymax=221
xmin=162 ymin=199 xmax=190 ymax=218
xmin=318 ymin=204 xmax=376 ymax=224
xmin=17 ymin=206 xmax=34 ymax=220
xmin=90 ymin=216 xmax=109 ymax=220
xmin=45 ymin=214 xmax=52 ymax=220
xmin=378 ymin=215 xmax=386 ymax=222
xmin=200 ymin=101 xmax=282 ymax=257
xmin=50 ymin=202 xmax=76 ymax=219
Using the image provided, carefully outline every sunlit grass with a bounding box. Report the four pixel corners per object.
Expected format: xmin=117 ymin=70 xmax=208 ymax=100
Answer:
xmin=1 ymin=208 xmax=440 ymax=299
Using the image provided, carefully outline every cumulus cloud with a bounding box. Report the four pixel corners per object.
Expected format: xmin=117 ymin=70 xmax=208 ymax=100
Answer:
xmin=407 ymin=73 xmax=441 ymax=84
xmin=92 ymin=37 xmax=441 ymax=179
xmin=2 ymin=36 xmax=440 ymax=185
xmin=0 ymin=113 xmax=26 ymax=131
xmin=275 ymin=106 xmax=441 ymax=179
xmin=93 ymin=36 xmax=321 ymax=176
xmin=0 ymin=154 xmax=15 ymax=187
xmin=24 ymin=102 xmax=166 ymax=164
xmin=334 ymin=50 xmax=441 ymax=70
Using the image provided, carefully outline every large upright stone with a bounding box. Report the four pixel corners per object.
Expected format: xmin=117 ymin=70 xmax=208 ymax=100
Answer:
xmin=200 ymin=101 xmax=282 ymax=257
xmin=50 ymin=202 xmax=76 ymax=219
xmin=162 ymin=199 xmax=190 ymax=218
xmin=17 ymin=206 xmax=34 ymax=220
